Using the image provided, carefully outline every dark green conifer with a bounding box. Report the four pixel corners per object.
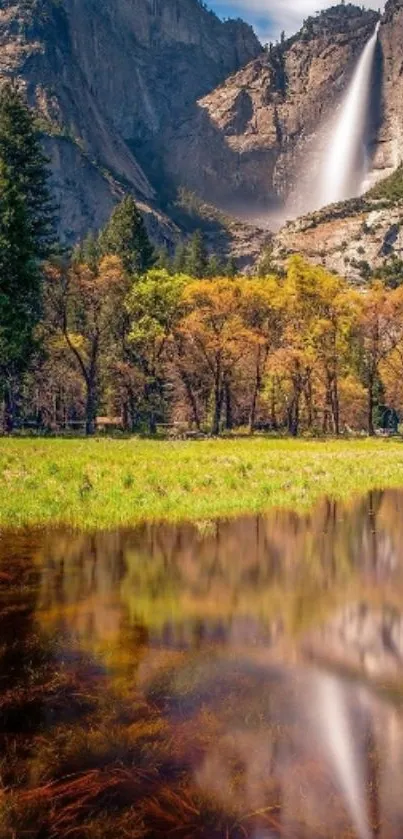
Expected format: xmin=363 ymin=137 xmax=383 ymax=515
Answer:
xmin=172 ymin=240 xmax=187 ymax=274
xmin=224 ymin=255 xmax=237 ymax=278
xmin=206 ymin=253 xmax=223 ymax=277
xmin=0 ymin=82 xmax=55 ymax=431
xmin=155 ymin=244 xmax=172 ymax=272
xmin=185 ymin=230 xmax=208 ymax=278
xmin=99 ymin=196 xmax=154 ymax=274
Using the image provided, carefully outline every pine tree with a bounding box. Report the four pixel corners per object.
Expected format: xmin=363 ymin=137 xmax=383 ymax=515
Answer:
xmin=224 ymin=255 xmax=237 ymax=278
xmin=185 ymin=230 xmax=208 ymax=278
xmin=206 ymin=253 xmax=223 ymax=277
xmin=155 ymin=244 xmax=172 ymax=272
xmin=99 ymin=196 xmax=155 ymax=274
xmin=74 ymin=231 xmax=100 ymax=271
xmin=172 ymin=241 xmax=187 ymax=274
xmin=0 ymin=82 xmax=55 ymax=431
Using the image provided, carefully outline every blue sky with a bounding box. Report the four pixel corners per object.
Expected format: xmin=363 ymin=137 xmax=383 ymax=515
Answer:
xmin=210 ymin=1 xmax=383 ymax=43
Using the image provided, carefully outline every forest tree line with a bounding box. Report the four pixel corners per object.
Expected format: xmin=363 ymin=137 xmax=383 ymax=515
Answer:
xmin=1 ymin=83 xmax=403 ymax=438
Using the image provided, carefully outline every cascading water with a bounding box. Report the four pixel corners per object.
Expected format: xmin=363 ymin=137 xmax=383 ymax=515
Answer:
xmin=319 ymin=21 xmax=380 ymax=208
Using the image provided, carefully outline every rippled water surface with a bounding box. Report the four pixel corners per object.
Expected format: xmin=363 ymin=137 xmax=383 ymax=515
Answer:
xmin=2 ymin=490 xmax=403 ymax=838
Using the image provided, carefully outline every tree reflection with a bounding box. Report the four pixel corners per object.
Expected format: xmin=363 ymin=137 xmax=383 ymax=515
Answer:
xmin=33 ymin=490 xmax=403 ymax=662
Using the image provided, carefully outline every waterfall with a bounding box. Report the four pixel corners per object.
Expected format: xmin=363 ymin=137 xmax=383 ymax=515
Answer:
xmin=319 ymin=21 xmax=380 ymax=208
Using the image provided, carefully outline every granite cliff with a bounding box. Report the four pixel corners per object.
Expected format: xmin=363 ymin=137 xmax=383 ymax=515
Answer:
xmin=0 ymin=0 xmax=260 ymax=245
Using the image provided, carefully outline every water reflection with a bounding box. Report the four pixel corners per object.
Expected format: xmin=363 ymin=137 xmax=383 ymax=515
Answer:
xmin=2 ymin=490 xmax=403 ymax=837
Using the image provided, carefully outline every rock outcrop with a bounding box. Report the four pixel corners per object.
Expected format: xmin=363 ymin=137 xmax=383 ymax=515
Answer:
xmin=271 ymin=166 xmax=403 ymax=283
xmin=271 ymin=200 xmax=403 ymax=284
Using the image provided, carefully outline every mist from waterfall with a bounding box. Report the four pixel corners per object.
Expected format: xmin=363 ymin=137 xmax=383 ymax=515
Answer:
xmin=319 ymin=21 xmax=380 ymax=207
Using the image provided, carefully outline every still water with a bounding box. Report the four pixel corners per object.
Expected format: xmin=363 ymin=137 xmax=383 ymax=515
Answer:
xmin=2 ymin=491 xmax=403 ymax=838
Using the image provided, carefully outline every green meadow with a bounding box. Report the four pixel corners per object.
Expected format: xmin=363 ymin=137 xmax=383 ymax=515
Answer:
xmin=1 ymin=437 xmax=403 ymax=529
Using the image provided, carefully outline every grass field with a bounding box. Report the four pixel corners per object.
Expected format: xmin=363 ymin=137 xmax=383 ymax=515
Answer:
xmin=1 ymin=437 xmax=403 ymax=530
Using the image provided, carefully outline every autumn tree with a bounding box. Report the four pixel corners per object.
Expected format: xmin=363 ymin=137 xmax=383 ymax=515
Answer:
xmin=357 ymin=282 xmax=403 ymax=435
xmin=267 ymin=258 xmax=361 ymax=436
xmin=308 ymin=270 xmax=359 ymax=435
xmin=376 ymin=285 xmax=403 ymax=426
xmin=272 ymin=258 xmax=325 ymax=436
xmin=47 ymin=255 xmax=128 ymax=434
xmin=240 ymin=276 xmax=282 ymax=433
xmin=179 ymin=279 xmax=252 ymax=435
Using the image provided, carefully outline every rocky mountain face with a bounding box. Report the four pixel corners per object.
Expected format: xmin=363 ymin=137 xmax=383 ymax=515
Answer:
xmin=0 ymin=0 xmax=260 ymax=245
xmin=1 ymin=0 xmax=403 ymax=272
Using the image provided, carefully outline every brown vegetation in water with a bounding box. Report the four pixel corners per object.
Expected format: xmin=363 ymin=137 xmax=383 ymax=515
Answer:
xmin=0 ymin=633 xmax=383 ymax=839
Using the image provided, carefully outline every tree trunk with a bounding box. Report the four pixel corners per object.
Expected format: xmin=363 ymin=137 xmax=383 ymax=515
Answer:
xmin=148 ymin=405 xmax=157 ymax=435
xmin=122 ymin=400 xmax=130 ymax=432
xmin=212 ymin=380 xmax=224 ymax=436
xmin=180 ymin=369 xmax=201 ymax=430
xmin=287 ymin=403 xmax=293 ymax=436
xmin=249 ymin=386 xmax=258 ymax=435
xmin=2 ymin=384 xmax=15 ymax=434
xmin=270 ymin=381 xmax=278 ymax=430
xmin=249 ymin=350 xmax=262 ymax=435
xmin=332 ymin=377 xmax=340 ymax=436
xmin=304 ymin=375 xmax=313 ymax=432
xmin=224 ymin=376 xmax=233 ymax=431
xmin=368 ymin=373 xmax=375 ymax=436
xmin=289 ymin=384 xmax=301 ymax=438
xmin=129 ymin=391 xmax=137 ymax=432
xmin=212 ymin=358 xmax=223 ymax=436
xmin=323 ymin=380 xmax=332 ymax=435
xmin=143 ymin=376 xmax=157 ymax=436
xmin=291 ymin=396 xmax=300 ymax=437
xmin=85 ymin=381 xmax=97 ymax=436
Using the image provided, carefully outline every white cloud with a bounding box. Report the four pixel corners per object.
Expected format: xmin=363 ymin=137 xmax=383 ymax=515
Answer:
xmin=219 ymin=1 xmax=384 ymax=41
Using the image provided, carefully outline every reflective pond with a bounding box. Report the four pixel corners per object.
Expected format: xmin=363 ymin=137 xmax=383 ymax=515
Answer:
xmin=2 ymin=490 xmax=403 ymax=838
